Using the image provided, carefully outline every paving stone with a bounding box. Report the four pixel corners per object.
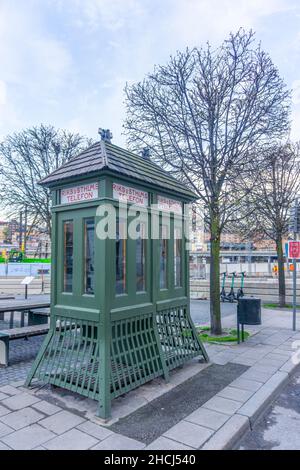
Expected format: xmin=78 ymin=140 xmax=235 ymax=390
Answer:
xmin=1 ymin=393 xmax=40 ymax=411
xmin=230 ymin=357 xmax=257 ymax=366
xmin=0 ymin=441 xmax=11 ymax=450
xmin=251 ymin=364 xmax=279 ymax=374
xmin=0 ymin=404 xmax=11 ymax=417
xmin=32 ymin=401 xmax=61 ymax=416
xmin=91 ymin=434 xmax=145 ymax=450
xmin=0 ymin=407 xmax=44 ymax=430
xmin=185 ymin=407 xmax=229 ymax=431
xmin=202 ymin=396 xmax=242 ymax=415
xmin=238 ymin=371 xmax=289 ymax=423
xmin=164 ymin=420 xmax=213 ymax=448
xmin=43 ymin=428 xmax=98 ymax=450
xmin=146 ymin=436 xmax=194 ymax=450
xmin=39 ymin=410 xmax=85 ymax=434
xmin=240 ymin=369 xmax=274 ymax=383
xmin=0 ymin=385 xmax=22 ymax=396
xmin=280 ymin=360 xmax=299 ymax=375
xmin=0 ymin=421 xmax=13 ymax=438
xmin=0 ymin=392 xmax=9 ymax=401
xmin=202 ymin=414 xmax=250 ymax=450
xmin=76 ymin=421 xmax=113 ymax=441
xmin=229 ymin=377 xmax=263 ymax=392
xmin=217 ymin=386 xmax=254 ymax=403
xmin=1 ymin=424 xmax=56 ymax=450
xmin=256 ymin=357 xmax=287 ymax=368
xmin=266 ymin=351 xmax=291 ymax=360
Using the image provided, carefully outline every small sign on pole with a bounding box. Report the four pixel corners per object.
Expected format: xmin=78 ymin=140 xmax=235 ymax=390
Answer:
xmin=21 ymin=276 xmax=34 ymax=300
xmin=288 ymin=241 xmax=300 ymax=259
xmin=21 ymin=276 xmax=35 ymax=285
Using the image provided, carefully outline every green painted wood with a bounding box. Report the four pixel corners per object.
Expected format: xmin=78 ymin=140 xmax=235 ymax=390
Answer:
xmin=27 ymin=159 xmax=208 ymax=418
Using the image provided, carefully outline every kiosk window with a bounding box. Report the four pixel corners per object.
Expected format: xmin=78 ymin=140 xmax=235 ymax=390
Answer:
xmin=116 ymin=218 xmax=127 ymax=294
xmin=84 ymin=218 xmax=95 ymax=294
xmin=63 ymin=221 xmax=73 ymax=292
xmin=174 ymin=226 xmax=182 ymax=287
xmin=160 ymin=225 xmax=168 ymax=289
xmin=136 ymin=223 xmax=146 ymax=292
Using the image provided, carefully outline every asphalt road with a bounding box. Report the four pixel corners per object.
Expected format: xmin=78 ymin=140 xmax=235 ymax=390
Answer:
xmin=190 ymin=299 xmax=236 ymax=325
xmin=0 ymin=295 xmax=236 ymax=326
xmin=238 ymin=367 xmax=300 ymax=450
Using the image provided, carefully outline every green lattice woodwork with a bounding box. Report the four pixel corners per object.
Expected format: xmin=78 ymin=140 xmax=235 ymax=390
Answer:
xmin=26 ymin=153 xmax=208 ymax=419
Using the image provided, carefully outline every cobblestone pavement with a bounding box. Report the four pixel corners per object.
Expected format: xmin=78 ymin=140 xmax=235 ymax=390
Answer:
xmin=0 ymin=337 xmax=44 ymax=386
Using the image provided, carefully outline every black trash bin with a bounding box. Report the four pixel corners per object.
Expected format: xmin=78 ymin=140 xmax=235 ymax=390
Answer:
xmin=237 ymin=297 xmax=261 ymax=343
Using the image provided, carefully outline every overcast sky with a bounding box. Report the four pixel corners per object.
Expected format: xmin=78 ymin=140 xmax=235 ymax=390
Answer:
xmin=1 ymin=0 xmax=300 ymax=146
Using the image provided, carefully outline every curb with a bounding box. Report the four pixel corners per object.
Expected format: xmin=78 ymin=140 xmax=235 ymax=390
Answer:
xmin=200 ymin=361 xmax=300 ymax=450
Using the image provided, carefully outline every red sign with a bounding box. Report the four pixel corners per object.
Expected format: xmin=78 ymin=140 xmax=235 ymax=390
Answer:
xmin=288 ymin=241 xmax=300 ymax=259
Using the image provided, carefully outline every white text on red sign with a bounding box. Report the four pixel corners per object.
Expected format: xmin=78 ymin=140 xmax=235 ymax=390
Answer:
xmin=288 ymin=241 xmax=300 ymax=259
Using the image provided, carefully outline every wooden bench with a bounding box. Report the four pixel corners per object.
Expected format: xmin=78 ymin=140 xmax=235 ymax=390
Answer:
xmin=0 ymin=324 xmax=49 ymax=367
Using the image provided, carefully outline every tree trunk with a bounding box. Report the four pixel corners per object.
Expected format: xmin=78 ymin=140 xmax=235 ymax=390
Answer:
xmin=276 ymin=235 xmax=286 ymax=308
xmin=210 ymin=214 xmax=222 ymax=335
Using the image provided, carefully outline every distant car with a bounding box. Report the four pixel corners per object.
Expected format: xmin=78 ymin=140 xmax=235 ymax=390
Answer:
xmin=8 ymin=250 xmax=24 ymax=262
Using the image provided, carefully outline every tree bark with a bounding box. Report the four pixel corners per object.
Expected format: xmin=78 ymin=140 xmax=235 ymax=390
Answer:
xmin=276 ymin=235 xmax=286 ymax=308
xmin=210 ymin=213 xmax=222 ymax=335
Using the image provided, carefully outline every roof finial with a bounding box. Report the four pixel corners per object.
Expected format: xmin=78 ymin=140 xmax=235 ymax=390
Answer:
xmin=98 ymin=128 xmax=113 ymax=143
xmin=142 ymin=147 xmax=150 ymax=160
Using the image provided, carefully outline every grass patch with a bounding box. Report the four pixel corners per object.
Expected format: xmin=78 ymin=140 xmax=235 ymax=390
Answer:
xmin=263 ymin=303 xmax=300 ymax=309
xmin=0 ymin=258 xmax=51 ymax=263
xmin=197 ymin=327 xmax=250 ymax=343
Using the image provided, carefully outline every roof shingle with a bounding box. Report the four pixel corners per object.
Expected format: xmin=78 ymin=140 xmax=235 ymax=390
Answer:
xmin=39 ymin=140 xmax=196 ymax=199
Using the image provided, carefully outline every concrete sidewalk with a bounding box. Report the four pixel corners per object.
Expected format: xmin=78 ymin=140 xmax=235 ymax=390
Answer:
xmin=0 ymin=307 xmax=299 ymax=450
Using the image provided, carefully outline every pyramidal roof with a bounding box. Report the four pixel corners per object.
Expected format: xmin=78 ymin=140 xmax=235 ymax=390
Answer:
xmin=39 ymin=140 xmax=196 ymax=200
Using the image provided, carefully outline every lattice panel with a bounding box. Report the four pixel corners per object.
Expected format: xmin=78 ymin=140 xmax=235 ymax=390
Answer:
xmin=34 ymin=316 xmax=100 ymax=400
xmin=32 ymin=313 xmax=165 ymax=401
xmin=110 ymin=314 xmax=164 ymax=398
xmin=156 ymin=305 xmax=203 ymax=370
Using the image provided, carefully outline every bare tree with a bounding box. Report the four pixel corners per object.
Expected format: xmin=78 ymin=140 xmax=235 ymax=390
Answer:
xmin=124 ymin=29 xmax=290 ymax=334
xmin=236 ymin=143 xmax=300 ymax=307
xmin=0 ymin=124 xmax=93 ymax=236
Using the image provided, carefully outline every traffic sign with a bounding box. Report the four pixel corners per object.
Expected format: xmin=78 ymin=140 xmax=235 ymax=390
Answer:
xmin=288 ymin=241 xmax=300 ymax=259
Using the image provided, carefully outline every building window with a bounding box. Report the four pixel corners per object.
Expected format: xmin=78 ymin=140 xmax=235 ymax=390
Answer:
xmin=160 ymin=225 xmax=168 ymax=289
xmin=84 ymin=218 xmax=95 ymax=294
xmin=174 ymin=226 xmax=182 ymax=287
xmin=116 ymin=218 xmax=127 ymax=294
xmin=136 ymin=223 xmax=146 ymax=292
xmin=63 ymin=221 xmax=73 ymax=292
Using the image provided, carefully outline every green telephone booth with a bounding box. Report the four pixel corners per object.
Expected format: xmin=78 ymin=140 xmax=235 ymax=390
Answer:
xmin=26 ymin=131 xmax=208 ymax=419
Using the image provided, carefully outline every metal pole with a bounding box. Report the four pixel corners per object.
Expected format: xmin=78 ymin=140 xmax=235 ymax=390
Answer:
xmin=293 ymin=258 xmax=296 ymax=331
xmin=293 ymin=197 xmax=298 ymax=332
xmin=24 ymin=205 xmax=28 ymax=256
xmin=19 ymin=211 xmax=23 ymax=251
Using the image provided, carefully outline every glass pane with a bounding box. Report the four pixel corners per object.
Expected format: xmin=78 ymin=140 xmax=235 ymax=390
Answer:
xmin=136 ymin=223 xmax=146 ymax=292
xmin=160 ymin=225 xmax=168 ymax=289
xmin=63 ymin=221 xmax=73 ymax=292
xmin=174 ymin=226 xmax=182 ymax=287
xmin=84 ymin=218 xmax=95 ymax=294
xmin=116 ymin=218 xmax=127 ymax=294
